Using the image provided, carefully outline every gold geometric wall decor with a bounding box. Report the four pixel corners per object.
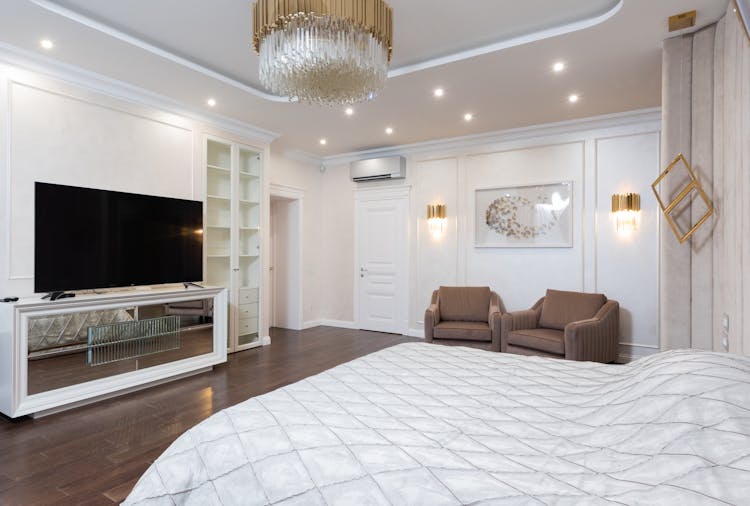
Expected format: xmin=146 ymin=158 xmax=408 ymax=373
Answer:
xmin=651 ymin=153 xmax=714 ymax=244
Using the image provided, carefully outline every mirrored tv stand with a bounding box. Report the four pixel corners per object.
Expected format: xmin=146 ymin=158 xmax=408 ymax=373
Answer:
xmin=0 ymin=286 xmax=227 ymax=418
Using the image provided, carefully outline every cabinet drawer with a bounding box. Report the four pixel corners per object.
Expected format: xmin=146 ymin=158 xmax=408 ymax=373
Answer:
xmin=238 ymin=317 xmax=258 ymax=334
xmin=238 ymin=303 xmax=258 ymax=319
xmin=239 ymin=288 xmax=259 ymax=304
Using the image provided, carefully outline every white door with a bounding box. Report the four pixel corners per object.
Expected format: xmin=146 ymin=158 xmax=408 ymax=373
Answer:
xmin=356 ymin=194 xmax=408 ymax=334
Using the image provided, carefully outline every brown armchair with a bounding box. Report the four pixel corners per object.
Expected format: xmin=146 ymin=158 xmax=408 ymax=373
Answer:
xmin=500 ymin=289 xmax=619 ymax=363
xmin=425 ymin=286 xmax=505 ymax=351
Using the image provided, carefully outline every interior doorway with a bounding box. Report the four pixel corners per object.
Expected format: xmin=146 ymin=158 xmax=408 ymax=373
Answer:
xmin=269 ymin=185 xmax=304 ymax=330
xmin=354 ymin=187 xmax=410 ymax=334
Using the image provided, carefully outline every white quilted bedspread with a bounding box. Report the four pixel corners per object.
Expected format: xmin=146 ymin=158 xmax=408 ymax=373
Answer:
xmin=124 ymin=343 xmax=750 ymax=506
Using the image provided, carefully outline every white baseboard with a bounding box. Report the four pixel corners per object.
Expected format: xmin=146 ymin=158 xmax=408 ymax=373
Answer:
xmin=320 ymin=319 xmax=359 ymax=329
xmin=407 ymin=329 xmax=424 ymax=338
xmin=301 ymin=320 xmax=323 ymax=330
xmin=301 ymin=319 xmax=359 ymax=330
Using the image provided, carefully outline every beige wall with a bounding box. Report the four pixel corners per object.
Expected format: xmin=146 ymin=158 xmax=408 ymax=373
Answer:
xmin=713 ymin=9 xmax=750 ymax=355
xmin=267 ymin=149 xmax=325 ymax=326
xmin=320 ymin=113 xmax=662 ymax=362
xmin=660 ymin=6 xmax=750 ymax=355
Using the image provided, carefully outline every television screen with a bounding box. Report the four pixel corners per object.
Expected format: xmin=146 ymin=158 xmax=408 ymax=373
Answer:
xmin=35 ymin=182 xmax=203 ymax=293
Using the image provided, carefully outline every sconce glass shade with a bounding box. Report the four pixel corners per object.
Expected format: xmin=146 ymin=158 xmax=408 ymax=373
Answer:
xmin=427 ymin=204 xmax=447 ymax=238
xmin=612 ymin=193 xmax=641 ymax=234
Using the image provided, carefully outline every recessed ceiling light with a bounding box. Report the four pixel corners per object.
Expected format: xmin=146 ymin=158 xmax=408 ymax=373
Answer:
xmin=385 ymin=127 xmax=394 ymax=135
xmin=345 ymin=107 xmax=354 ymax=116
xmin=552 ymin=61 xmax=565 ymax=73
xmin=464 ymin=113 xmax=474 ymax=122
xmin=40 ymin=39 xmax=54 ymax=50
xmin=568 ymin=94 xmax=580 ymax=103
xmin=206 ymin=98 xmax=217 ymax=107
xmin=319 ymin=138 xmax=327 ymax=145
xmin=433 ymin=88 xmax=444 ymax=98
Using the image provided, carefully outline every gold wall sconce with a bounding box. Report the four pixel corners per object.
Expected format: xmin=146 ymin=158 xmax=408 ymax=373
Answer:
xmin=651 ymin=153 xmax=714 ymax=244
xmin=427 ymin=204 xmax=447 ymax=238
xmin=612 ymin=193 xmax=641 ymax=234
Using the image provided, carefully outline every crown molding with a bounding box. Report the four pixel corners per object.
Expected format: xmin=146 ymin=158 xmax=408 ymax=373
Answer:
xmin=29 ymin=0 xmax=285 ymax=102
xmin=0 ymin=41 xmax=279 ymax=144
xmin=319 ymin=107 xmax=662 ymax=166
xmin=280 ymin=149 xmax=325 ymax=167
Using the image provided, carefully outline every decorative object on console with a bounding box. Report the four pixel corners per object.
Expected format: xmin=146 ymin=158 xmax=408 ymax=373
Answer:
xmin=500 ymin=289 xmax=620 ymax=363
xmin=87 ymin=315 xmax=180 ymax=366
xmin=475 ymin=181 xmax=572 ymax=247
xmin=424 ymin=286 xmax=505 ymax=351
xmin=651 ymin=153 xmax=714 ymax=244
xmin=426 ymin=204 xmax=447 ymax=239
xmin=611 ymin=192 xmax=641 ymax=234
xmin=252 ymin=0 xmax=393 ymax=105
xmin=735 ymin=0 xmax=750 ymax=42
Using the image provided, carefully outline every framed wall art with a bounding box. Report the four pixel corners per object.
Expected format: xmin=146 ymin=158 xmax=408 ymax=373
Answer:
xmin=474 ymin=181 xmax=573 ymax=248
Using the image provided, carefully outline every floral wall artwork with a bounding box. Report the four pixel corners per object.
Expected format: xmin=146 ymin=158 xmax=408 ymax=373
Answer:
xmin=474 ymin=181 xmax=573 ymax=247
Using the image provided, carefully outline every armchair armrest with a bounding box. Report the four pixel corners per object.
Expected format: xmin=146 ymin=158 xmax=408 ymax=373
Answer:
xmin=424 ymin=302 xmax=440 ymax=342
xmin=488 ymin=291 xmax=504 ymax=352
xmin=564 ymin=300 xmax=619 ymax=363
xmin=499 ymin=297 xmax=543 ymax=352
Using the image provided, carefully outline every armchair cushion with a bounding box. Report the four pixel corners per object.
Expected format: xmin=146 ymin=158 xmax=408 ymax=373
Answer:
xmin=434 ymin=321 xmax=492 ymax=341
xmin=507 ymin=328 xmax=565 ymax=355
xmin=539 ymin=289 xmax=607 ymax=331
xmin=438 ymin=286 xmax=491 ymax=322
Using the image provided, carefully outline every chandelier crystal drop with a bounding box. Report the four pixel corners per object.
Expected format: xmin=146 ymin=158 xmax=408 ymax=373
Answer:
xmin=253 ymin=1 xmax=393 ymax=106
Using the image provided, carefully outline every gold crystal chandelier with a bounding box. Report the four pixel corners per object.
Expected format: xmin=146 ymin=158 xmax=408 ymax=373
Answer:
xmin=252 ymin=0 xmax=394 ymax=105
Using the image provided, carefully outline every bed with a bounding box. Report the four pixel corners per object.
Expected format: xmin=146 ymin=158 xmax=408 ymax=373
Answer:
xmin=124 ymin=343 xmax=750 ymax=505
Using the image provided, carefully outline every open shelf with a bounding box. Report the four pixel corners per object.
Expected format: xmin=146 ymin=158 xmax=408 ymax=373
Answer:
xmin=207 ymin=164 xmax=231 ymax=173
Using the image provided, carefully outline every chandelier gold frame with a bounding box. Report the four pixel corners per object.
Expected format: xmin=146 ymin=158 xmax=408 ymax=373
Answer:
xmin=252 ymin=0 xmax=394 ymax=62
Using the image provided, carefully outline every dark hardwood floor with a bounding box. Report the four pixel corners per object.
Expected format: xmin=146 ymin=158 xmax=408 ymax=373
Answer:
xmin=0 ymin=327 xmax=417 ymax=506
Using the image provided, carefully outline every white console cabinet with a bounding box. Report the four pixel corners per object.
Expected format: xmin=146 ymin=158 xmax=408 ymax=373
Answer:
xmin=0 ymin=286 xmax=227 ymax=418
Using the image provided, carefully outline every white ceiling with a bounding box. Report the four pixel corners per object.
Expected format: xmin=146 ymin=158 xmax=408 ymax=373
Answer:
xmin=0 ymin=0 xmax=730 ymax=157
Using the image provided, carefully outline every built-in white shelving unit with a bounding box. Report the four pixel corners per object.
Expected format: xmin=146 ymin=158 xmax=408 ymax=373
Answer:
xmin=205 ymin=137 xmax=262 ymax=352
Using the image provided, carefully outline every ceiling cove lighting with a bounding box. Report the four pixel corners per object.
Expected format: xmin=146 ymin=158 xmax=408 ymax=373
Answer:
xmin=252 ymin=0 xmax=393 ymax=106
xmin=40 ymin=39 xmax=54 ymax=50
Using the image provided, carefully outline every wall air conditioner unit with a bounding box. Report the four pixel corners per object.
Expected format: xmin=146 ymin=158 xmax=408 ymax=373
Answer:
xmin=350 ymin=156 xmax=406 ymax=182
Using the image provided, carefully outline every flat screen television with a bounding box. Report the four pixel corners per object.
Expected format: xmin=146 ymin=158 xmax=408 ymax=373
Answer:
xmin=35 ymin=182 xmax=203 ymax=293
